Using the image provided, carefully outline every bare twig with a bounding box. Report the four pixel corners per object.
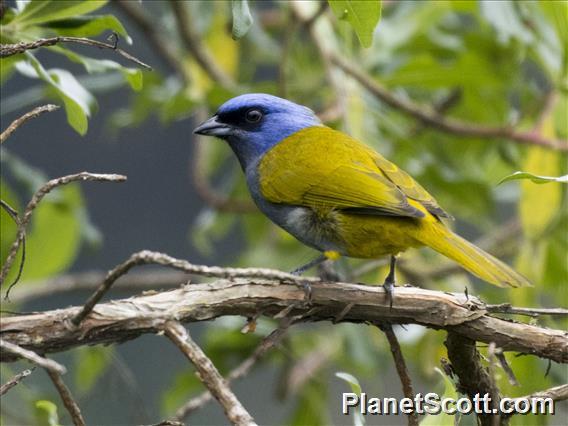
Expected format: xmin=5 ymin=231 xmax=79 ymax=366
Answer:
xmin=114 ymin=0 xmax=186 ymax=78
xmin=2 ymin=273 xmax=566 ymax=363
xmin=0 ymin=200 xmax=26 ymax=294
xmin=45 ymin=369 xmax=86 ymax=426
xmin=163 ymin=321 xmax=256 ymax=426
xmin=0 ymin=173 xmax=127 ymax=294
xmin=0 ymin=104 xmax=60 ymax=144
xmin=494 ymin=348 xmax=519 ymax=386
xmin=380 ymin=324 xmax=419 ymax=426
xmin=0 ymin=339 xmax=66 ymax=374
xmin=0 ymin=36 xmax=151 ymax=69
xmin=72 ymin=250 xmax=309 ymax=325
xmin=445 ymin=332 xmax=503 ymax=426
xmin=169 ymin=1 xmax=236 ymax=89
xmin=0 ymin=368 xmax=34 ymax=396
xmin=507 ymin=384 xmax=568 ymax=414
xmin=174 ymin=321 xmax=290 ymax=420
xmin=486 ymin=304 xmax=568 ymax=318
xmin=331 ymin=54 xmax=568 ymax=151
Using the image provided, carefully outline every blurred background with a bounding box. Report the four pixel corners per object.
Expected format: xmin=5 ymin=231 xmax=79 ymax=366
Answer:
xmin=1 ymin=1 xmax=567 ymax=425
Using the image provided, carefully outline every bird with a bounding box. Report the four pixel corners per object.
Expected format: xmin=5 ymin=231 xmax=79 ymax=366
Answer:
xmin=193 ymin=93 xmax=530 ymax=304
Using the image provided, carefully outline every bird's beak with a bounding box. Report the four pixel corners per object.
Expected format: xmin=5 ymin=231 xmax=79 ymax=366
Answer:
xmin=193 ymin=115 xmax=233 ymax=137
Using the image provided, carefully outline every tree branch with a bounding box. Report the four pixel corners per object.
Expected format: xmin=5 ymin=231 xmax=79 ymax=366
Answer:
xmin=445 ymin=332 xmax=503 ymax=426
xmin=380 ymin=324 xmax=419 ymax=426
xmin=45 ymin=369 xmax=86 ymax=426
xmin=71 ymin=250 xmax=312 ymax=326
xmin=1 ymin=272 xmax=566 ymax=363
xmin=0 ymin=339 xmax=66 ymax=374
xmin=0 ymin=368 xmax=33 ymax=396
xmin=169 ymin=0 xmax=236 ymax=90
xmin=114 ymin=0 xmax=186 ymax=78
xmin=331 ymin=54 xmax=568 ymax=151
xmin=0 ymin=36 xmax=151 ymax=70
xmin=163 ymin=321 xmax=256 ymax=426
xmin=0 ymin=172 xmax=127 ymax=294
xmin=0 ymin=104 xmax=60 ymax=144
xmin=173 ymin=321 xmax=290 ymax=420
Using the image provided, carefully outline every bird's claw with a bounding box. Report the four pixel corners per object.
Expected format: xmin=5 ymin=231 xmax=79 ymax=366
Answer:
xmin=297 ymin=280 xmax=313 ymax=304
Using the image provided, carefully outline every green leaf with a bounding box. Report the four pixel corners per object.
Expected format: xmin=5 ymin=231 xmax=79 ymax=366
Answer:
xmin=498 ymin=171 xmax=568 ymax=185
xmin=328 ymin=0 xmax=382 ymax=48
xmin=18 ymin=52 xmax=95 ymax=135
xmin=122 ymin=68 xmax=143 ymax=91
xmin=42 ymin=15 xmax=132 ymax=44
xmin=34 ymin=400 xmax=61 ymax=426
xmin=231 ymin=0 xmax=254 ymax=40
xmin=11 ymin=0 xmax=108 ymax=28
xmin=335 ymin=372 xmax=365 ymax=426
xmin=74 ymin=346 xmax=113 ymax=394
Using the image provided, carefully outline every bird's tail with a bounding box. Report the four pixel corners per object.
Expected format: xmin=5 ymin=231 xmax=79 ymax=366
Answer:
xmin=422 ymin=227 xmax=531 ymax=288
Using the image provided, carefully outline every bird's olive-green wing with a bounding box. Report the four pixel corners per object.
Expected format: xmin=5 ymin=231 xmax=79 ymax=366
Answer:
xmin=370 ymin=152 xmax=451 ymax=219
xmin=258 ymin=126 xmax=430 ymax=218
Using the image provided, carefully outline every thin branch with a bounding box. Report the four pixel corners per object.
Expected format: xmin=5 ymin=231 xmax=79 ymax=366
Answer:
xmin=45 ymin=369 xmax=86 ymax=426
xmin=0 ymin=36 xmax=151 ymax=70
xmin=331 ymin=54 xmax=568 ymax=151
xmin=379 ymin=324 xmax=419 ymax=426
xmin=2 ymin=272 xmax=566 ymax=363
xmin=163 ymin=321 xmax=256 ymax=426
xmin=72 ymin=250 xmax=317 ymax=326
xmin=507 ymin=384 xmax=568 ymax=415
xmin=494 ymin=347 xmax=519 ymax=387
xmin=0 ymin=104 xmax=60 ymax=144
xmin=0 ymin=172 xmax=127 ymax=294
xmin=169 ymin=0 xmax=236 ymax=90
xmin=0 ymin=200 xmax=26 ymax=293
xmin=174 ymin=322 xmax=290 ymax=420
xmin=114 ymin=0 xmax=186 ymax=78
xmin=0 ymin=368 xmax=34 ymax=396
xmin=445 ymin=332 xmax=503 ymax=426
xmin=0 ymin=339 xmax=66 ymax=374
xmin=486 ymin=304 xmax=568 ymax=318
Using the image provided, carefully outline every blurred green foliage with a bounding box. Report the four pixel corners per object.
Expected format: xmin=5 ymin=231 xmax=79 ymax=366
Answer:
xmin=1 ymin=1 xmax=567 ymax=425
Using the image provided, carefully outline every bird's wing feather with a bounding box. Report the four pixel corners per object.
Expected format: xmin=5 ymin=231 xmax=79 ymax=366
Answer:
xmin=258 ymin=126 xmax=447 ymax=219
xmin=371 ymin=152 xmax=451 ymax=218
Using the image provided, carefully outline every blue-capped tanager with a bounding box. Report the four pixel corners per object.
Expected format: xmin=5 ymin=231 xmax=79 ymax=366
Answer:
xmin=194 ymin=94 xmax=530 ymax=303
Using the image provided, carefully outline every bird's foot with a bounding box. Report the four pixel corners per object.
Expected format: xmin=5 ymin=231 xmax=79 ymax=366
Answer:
xmin=293 ymin=280 xmax=312 ymax=304
xmin=383 ymin=278 xmax=395 ymax=310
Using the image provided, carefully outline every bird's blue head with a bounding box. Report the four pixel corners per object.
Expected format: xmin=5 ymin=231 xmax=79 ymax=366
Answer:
xmin=194 ymin=94 xmax=321 ymax=170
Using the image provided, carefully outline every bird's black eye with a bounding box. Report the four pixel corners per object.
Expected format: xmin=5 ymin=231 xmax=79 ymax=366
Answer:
xmin=245 ymin=109 xmax=263 ymax=123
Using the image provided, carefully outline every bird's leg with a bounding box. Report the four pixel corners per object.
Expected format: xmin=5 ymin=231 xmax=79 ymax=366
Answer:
xmin=383 ymin=255 xmax=397 ymax=309
xmin=290 ymin=254 xmax=327 ymax=276
xmin=291 ymin=251 xmax=340 ymax=303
